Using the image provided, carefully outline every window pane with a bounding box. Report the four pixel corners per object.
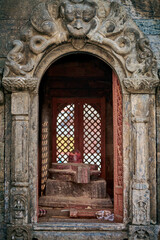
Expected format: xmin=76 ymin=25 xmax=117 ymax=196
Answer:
xmin=83 ymin=104 xmax=101 ymax=170
xmin=56 ymin=104 xmax=75 ymax=163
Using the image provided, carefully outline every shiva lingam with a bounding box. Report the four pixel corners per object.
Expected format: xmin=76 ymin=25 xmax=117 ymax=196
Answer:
xmin=39 ymin=150 xmax=112 ymax=218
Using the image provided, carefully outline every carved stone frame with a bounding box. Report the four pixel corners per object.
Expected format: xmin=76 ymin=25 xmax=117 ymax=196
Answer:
xmin=1 ymin=0 xmax=159 ymax=239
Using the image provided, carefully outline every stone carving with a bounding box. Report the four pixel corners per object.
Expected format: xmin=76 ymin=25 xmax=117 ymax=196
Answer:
xmin=13 ymin=195 xmax=26 ymax=219
xmin=123 ymin=77 xmax=159 ymax=93
xmin=60 ymin=0 xmax=97 ymax=38
xmin=0 ymin=91 xmax=4 ymax=104
xmin=2 ymin=77 xmax=38 ymax=92
xmin=4 ymin=40 xmax=34 ymax=77
xmin=2 ymin=0 xmax=159 ymax=92
xmin=132 ymin=190 xmax=150 ymax=225
xmin=129 ymin=226 xmax=156 ymax=240
xmin=133 ymin=229 xmax=150 ymax=240
xmin=9 ymin=227 xmax=29 ymax=240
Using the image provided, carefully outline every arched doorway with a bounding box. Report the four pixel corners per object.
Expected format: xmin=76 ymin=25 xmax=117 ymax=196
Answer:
xmin=38 ymin=53 xmax=123 ymax=222
xmin=1 ymin=0 xmax=159 ymax=238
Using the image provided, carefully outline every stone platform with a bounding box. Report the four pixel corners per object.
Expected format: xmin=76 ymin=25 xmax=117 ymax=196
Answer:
xmin=45 ymin=179 xmax=107 ymax=198
xmin=39 ymin=163 xmax=112 ymax=212
xmin=49 ymin=163 xmax=101 ymax=183
xmin=39 ymin=195 xmax=112 ymax=209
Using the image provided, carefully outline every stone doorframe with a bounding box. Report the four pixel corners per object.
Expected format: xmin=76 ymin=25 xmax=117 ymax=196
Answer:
xmin=1 ymin=0 xmax=159 ymax=239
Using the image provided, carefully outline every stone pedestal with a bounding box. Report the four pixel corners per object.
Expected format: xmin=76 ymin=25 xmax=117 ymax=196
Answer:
xmin=39 ymin=163 xmax=112 ymax=212
xmin=49 ymin=163 xmax=101 ymax=183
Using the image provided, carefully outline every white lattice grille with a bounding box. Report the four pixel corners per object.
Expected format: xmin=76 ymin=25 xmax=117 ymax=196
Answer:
xmin=56 ymin=104 xmax=75 ymax=163
xmin=83 ymin=104 xmax=101 ymax=170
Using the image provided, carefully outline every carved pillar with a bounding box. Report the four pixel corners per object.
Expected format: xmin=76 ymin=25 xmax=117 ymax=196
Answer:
xmin=123 ymin=77 xmax=159 ymax=238
xmin=2 ymin=77 xmax=38 ymax=238
xmin=131 ymin=94 xmax=150 ymax=225
xmin=0 ymin=88 xmax=5 ymax=238
xmin=10 ymin=92 xmax=29 ymax=225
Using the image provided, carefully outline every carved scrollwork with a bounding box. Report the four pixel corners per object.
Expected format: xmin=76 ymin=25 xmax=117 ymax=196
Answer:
xmin=2 ymin=77 xmax=38 ymax=92
xmin=2 ymin=0 xmax=159 ymax=91
xmin=4 ymin=40 xmax=34 ymax=77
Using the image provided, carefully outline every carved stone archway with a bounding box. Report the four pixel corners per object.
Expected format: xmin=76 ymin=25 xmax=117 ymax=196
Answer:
xmin=2 ymin=0 xmax=159 ymax=239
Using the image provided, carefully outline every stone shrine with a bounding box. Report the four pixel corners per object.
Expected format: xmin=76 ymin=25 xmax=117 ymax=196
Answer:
xmin=39 ymin=150 xmax=112 ymax=218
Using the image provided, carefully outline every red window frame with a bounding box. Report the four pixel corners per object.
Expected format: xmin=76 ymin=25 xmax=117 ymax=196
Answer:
xmin=52 ymin=97 xmax=106 ymax=178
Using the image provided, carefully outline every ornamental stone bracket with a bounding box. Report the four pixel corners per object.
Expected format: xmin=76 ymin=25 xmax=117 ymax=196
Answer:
xmin=123 ymin=77 xmax=159 ymax=94
xmin=2 ymin=77 xmax=39 ymax=93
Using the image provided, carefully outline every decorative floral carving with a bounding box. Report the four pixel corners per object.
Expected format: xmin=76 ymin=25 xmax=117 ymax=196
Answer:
xmin=2 ymin=77 xmax=38 ymax=92
xmin=123 ymin=77 xmax=159 ymax=93
xmin=2 ymin=0 xmax=159 ymax=92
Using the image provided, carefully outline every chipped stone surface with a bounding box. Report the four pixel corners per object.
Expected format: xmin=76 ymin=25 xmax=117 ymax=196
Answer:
xmin=32 ymin=231 xmax=128 ymax=240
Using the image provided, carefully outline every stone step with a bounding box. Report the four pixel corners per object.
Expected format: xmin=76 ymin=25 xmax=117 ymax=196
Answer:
xmin=52 ymin=163 xmax=99 ymax=171
xmin=39 ymin=195 xmax=113 ymax=209
xmin=49 ymin=169 xmax=75 ymax=182
xmin=46 ymin=179 xmax=107 ymax=198
xmin=49 ymin=163 xmax=101 ymax=183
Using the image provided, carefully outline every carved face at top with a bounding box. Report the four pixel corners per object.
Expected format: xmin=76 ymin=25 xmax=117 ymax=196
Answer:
xmin=60 ymin=0 xmax=97 ymax=38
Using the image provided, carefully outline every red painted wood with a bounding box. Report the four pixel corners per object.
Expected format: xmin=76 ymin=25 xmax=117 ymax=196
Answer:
xmin=52 ymin=99 xmax=58 ymax=163
xmin=52 ymin=98 xmax=106 ymax=179
xmin=113 ymin=71 xmax=123 ymax=222
xmin=100 ymin=97 xmax=106 ymax=179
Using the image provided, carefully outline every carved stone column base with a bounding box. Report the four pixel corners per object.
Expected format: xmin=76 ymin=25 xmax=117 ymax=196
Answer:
xmin=132 ymin=189 xmax=150 ymax=225
xmin=7 ymin=225 xmax=31 ymax=240
xmin=129 ymin=225 xmax=158 ymax=240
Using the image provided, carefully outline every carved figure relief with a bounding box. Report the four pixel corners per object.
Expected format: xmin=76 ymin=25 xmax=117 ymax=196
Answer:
xmin=60 ymin=0 xmax=97 ymax=38
xmin=10 ymin=228 xmax=29 ymax=240
xmin=133 ymin=229 xmax=150 ymax=240
xmin=2 ymin=0 xmax=159 ymax=92
xmin=132 ymin=190 xmax=150 ymax=225
xmin=134 ymin=201 xmax=147 ymax=223
xmin=13 ymin=196 xmax=25 ymax=219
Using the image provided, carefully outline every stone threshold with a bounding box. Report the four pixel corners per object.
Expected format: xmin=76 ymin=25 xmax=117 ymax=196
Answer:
xmin=33 ymin=222 xmax=127 ymax=231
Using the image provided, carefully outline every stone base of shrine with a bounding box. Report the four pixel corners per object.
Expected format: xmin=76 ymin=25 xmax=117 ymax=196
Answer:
xmin=32 ymin=223 xmax=128 ymax=240
xmin=45 ymin=179 xmax=107 ymax=198
xmin=6 ymin=223 xmax=160 ymax=240
xmin=39 ymin=195 xmax=113 ymax=209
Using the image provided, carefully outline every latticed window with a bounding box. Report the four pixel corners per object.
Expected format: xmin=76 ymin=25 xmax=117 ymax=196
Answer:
xmin=56 ymin=104 xmax=75 ymax=163
xmin=52 ymin=98 xmax=105 ymax=176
